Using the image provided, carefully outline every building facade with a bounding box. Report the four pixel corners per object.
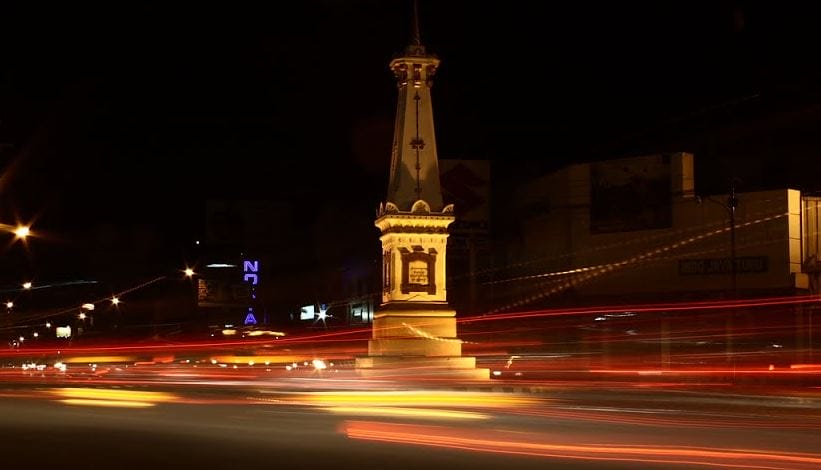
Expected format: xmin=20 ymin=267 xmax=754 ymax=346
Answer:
xmin=497 ymin=152 xmax=819 ymax=308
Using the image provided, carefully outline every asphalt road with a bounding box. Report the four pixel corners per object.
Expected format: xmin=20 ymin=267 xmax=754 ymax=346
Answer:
xmin=0 ymin=380 xmax=818 ymax=470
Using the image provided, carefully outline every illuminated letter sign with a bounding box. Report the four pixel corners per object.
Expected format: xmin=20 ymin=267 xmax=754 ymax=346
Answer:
xmin=243 ymin=259 xmax=261 ymax=324
xmin=243 ymin=261 xmax=259 ymax=285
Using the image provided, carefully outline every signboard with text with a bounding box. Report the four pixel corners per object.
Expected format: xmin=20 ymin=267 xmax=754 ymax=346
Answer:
xmin=678 ymin=256 xmax=769 ymax=276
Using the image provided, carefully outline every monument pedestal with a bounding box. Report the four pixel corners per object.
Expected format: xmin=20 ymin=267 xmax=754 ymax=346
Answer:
xmin=355 ymin=303 xmax=489 ymax=380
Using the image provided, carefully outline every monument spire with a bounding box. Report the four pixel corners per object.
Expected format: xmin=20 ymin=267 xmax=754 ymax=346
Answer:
xmin=411 ymin=0 xmax=421 ymax=46
xmin=385 ymin=0 xmax=442 ymax=212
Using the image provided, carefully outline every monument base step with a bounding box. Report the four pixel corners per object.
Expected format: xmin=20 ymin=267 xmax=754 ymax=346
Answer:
xmin=355 ymin=355 xmax=489 ymax=380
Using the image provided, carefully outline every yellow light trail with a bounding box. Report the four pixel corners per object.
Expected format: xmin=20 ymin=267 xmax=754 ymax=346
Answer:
xmin=50 ymin=387 xmax=180 ymax=408
xmin=322 ymin=406 xmax=488 ymax=420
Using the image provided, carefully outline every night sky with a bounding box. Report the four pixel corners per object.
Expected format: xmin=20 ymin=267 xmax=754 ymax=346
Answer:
xmin=2 ymin=1 xmax=821 ymax=285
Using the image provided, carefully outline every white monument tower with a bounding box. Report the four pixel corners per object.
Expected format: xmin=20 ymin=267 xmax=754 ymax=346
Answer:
xmin=355 ymin=2 xmax=489 ymax=380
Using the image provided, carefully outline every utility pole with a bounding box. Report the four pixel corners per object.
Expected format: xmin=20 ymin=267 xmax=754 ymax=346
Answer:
xmin=726 ymin=178 xmax=739 ymax=363
xmin=729 ymin=179 xmax=739 ymax=298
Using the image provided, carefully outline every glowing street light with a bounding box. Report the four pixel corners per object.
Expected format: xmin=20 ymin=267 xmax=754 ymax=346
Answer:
xmin=14 ymin=225 xmax=30 ymax=239
xmin=18 ymin=336 xmax=24 ymax=342
xmin=32 ymin=332 xmax=39 ymax=338
xmin=45 ymin=322 xmax=52 ymax=328
xmin=111 ymin=297 xmax=120 ymax=305
xmin=184 ymin=268 xmax=195 ymax=278
xmin=78 ymin=312 xmax=87 ymax=320
xmin=22 ymin=281 xmax=32 ymax=290
xmin=5 ymin=301 xmax=13 ymax=309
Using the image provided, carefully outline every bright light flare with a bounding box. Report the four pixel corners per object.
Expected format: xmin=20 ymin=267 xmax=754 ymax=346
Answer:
xmin=13 ymin=225 xmax=30 ymax=239
xmin=184 ymin=268 xmax=195 ymax=278
xmin=111 ymin=297 xmax=120 ymax=305
xmin=5 ymin=301 xmax=12 ymax=309
xmin=22 ymin=282 xmax=32 ymax=289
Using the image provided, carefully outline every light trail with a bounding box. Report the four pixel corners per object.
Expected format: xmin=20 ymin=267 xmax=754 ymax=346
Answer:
xmin=342 ymin=421 xmax=821 ymax=469
xmin=462 ymin=294 xmax=821 ymax=324
xmin=506 ymin=406 xmax=821 ymax=430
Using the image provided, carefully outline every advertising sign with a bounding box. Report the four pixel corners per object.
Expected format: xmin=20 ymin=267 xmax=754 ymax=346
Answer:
xmin=590 ymin=154 xmax=672 ymax=233
xmin=300 ymin=305 xmax=316 ymax=321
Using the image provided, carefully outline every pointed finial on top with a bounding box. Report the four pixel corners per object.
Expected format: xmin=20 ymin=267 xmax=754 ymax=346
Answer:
xmin=411 ymin=0 xmax=421 ymax=46
xmin=403 ymin=0 xmax=427 ymax=56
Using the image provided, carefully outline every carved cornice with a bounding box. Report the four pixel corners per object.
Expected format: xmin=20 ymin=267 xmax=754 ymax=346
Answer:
xmin=380 ymin=225 xmax=451 ymax=235
xmin=375 ymin=207 xmax=455 ymax=234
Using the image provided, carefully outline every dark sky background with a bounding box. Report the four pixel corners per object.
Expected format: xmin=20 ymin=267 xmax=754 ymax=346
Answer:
xmin=1 ymin=1 xmax=821 ymax=287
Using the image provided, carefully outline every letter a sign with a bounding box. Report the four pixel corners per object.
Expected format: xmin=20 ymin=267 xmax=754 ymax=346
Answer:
xmin=244 ymin=312 xmax=258 ymax=325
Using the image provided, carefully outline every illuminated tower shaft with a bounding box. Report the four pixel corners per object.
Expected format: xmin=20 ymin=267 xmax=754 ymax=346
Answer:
xmin=386 ymin=43 xmax=443 ymax=212
xmin=377 ymin=38 xmax=454 ymax=307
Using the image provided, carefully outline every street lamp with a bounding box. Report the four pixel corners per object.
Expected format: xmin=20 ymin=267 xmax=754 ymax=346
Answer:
xmin=22 ymin=281 xmax=32 ymax=290
xmin=5 ymin=301 xmax=13 ymax=310
xmin=111 ymin=296 xmax=120 ymax=305
xmin=184 ymin=268 xmax=195 ymax=278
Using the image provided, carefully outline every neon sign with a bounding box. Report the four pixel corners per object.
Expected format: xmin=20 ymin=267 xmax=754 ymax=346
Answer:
xmin=243 ymin=259 xmax=259 ymax=325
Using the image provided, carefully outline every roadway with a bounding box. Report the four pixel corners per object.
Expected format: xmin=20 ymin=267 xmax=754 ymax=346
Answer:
xmin=0 ymin=371 xmax=818 ymax=469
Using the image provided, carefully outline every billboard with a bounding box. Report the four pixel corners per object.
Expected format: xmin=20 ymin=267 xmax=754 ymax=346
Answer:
xmin=440 ymin=160 xmax=491 ymax=251
xmin=590 ymin=154 xmax=672 ymax=234
xmin=197 ymin=278 xmax=250 ymax=307
xmin=440 ymin=160 xmax=491 ymax=223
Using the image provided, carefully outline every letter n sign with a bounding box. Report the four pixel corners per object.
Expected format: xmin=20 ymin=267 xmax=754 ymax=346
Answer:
xmin=243 ymin=260 xmax=259 ymax=285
